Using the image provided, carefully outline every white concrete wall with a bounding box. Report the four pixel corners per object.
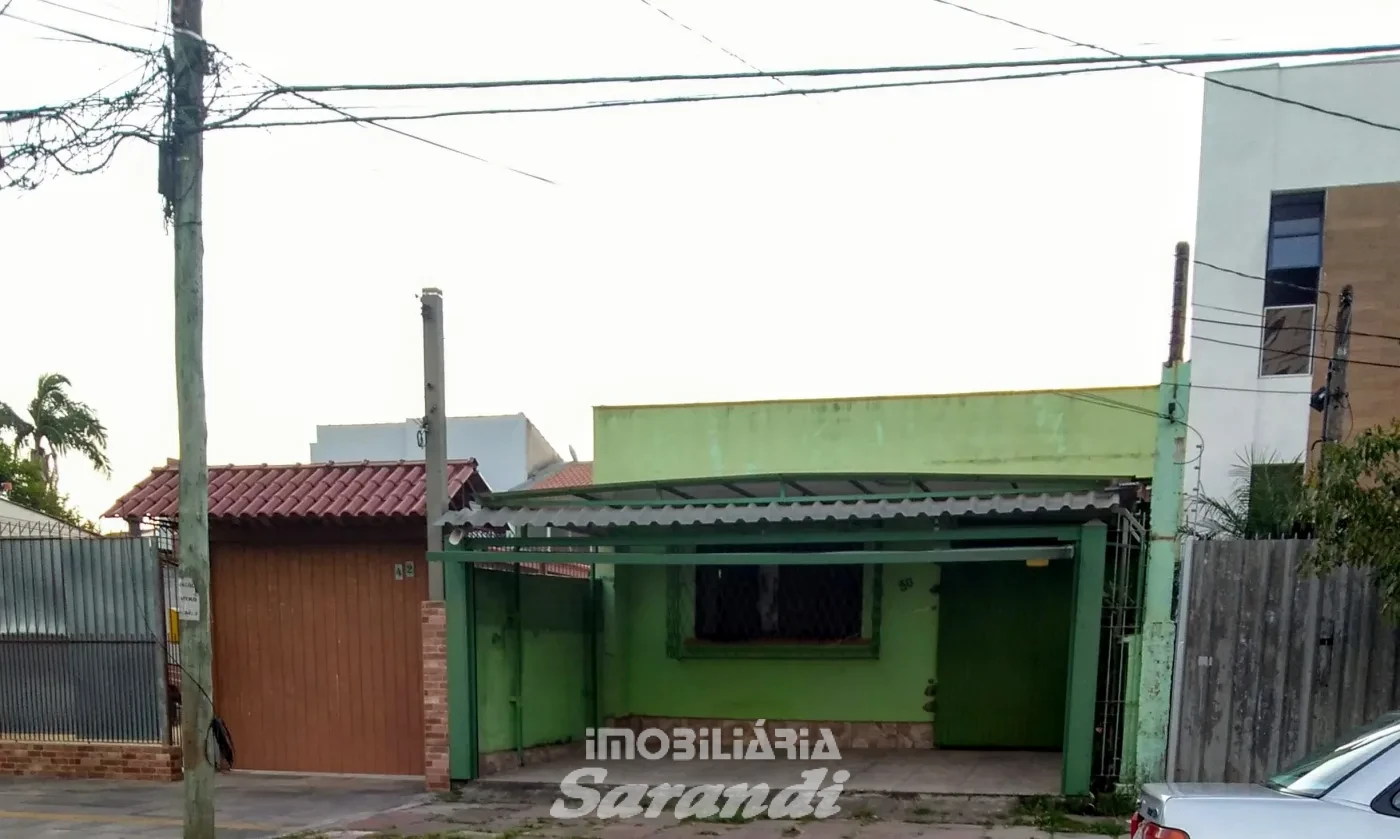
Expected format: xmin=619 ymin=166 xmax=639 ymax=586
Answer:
xmin=1189 ymin=56 xmax=1400 ymax=504
xmin=308 ymin=414 xmax=556 ymax=492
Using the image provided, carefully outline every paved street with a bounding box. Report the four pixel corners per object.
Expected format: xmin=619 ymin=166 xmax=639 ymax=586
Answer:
xmin=0 ymin=773 xmax=425 ymax=838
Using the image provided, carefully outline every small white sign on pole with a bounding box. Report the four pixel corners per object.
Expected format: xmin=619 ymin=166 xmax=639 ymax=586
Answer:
xmin=177 ymin=577 xmax=201 ymax=622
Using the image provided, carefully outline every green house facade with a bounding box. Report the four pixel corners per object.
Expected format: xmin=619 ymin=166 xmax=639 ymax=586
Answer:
xmin=431 ymin=383 xmax=1186 ymax=795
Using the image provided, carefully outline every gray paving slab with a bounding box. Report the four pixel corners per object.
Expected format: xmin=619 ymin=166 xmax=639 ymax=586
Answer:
xmin=0 ymin=772 xmax=425 ymax=838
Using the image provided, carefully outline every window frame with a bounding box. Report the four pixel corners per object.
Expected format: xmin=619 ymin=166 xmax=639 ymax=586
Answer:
xmin=1259 ymin=303 xmax=1316 ymax=377
xmin=1263 ymin=191 xmax=1325 ymax=309
xmin=666 ymin=563 xmax=883 ymax=660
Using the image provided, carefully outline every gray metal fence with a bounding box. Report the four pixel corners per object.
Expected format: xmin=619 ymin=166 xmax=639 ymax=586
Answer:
xmin=1168 ymin=539 xmax=1400 ymax=782
xmin=0 ymin=535 xmax=169 ymax=743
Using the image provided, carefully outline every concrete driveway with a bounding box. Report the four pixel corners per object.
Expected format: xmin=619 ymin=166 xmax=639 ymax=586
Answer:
xmin=0 ymin=772 xmax=426 ymax=838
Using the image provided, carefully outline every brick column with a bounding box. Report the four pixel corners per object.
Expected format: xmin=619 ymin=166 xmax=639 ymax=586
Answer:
xmin=422 ymin=600 xmax=450 ymax=791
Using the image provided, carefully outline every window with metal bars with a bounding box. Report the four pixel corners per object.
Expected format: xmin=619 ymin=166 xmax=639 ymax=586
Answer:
xmin=691 ymin=547 xmax=864 ymax=643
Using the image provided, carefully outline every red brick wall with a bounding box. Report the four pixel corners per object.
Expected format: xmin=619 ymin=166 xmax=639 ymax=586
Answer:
xmin=421 ymin=600 xmax=449 ymax=791
xmin=0 ymin=741 xmax=181 ymax=781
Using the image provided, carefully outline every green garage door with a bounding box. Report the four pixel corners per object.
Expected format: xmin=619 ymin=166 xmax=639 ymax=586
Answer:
xmin=935 ymin=559 xmax=1075 ymax=749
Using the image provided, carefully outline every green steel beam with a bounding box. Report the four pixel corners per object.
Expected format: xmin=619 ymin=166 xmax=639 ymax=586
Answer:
xmin=442 ymin=525 xmax=1083 ymax=551
xmin=1063 ymin=521 xmax=1107 ymax=796
xmin=433 ymin=545 xmax=1073 ymax=567
xmin=443 ymin=559 xmax=474 ymax=781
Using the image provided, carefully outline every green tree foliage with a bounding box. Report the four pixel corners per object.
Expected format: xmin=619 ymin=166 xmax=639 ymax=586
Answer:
xmin=1307 ymin=421 xmax=1400 ymax=621
xmin=1186 ymin=451 xmax=1311 ymax=539
xmin=0 ymin=372 xmax=110 ymax=489
xmin=0 ymin=440 xmax=80 ymax=525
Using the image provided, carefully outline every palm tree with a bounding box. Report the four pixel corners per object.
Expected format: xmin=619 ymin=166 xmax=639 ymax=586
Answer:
xmin=0 ymin=373 xmax=110 ymax=490
xmin=1185 ymin=449 xmax=1312 ymax=539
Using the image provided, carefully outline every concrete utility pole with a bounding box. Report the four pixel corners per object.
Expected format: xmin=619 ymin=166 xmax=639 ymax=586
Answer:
xmin=170 ymin=0 xmax=214 ymax=834
xmin=422 ymin=288 xmax=447 ymax=599
xmin=1320 ymin=285 xmax=1354 ymax=452
xmin=1134 ymin=242 xmax=1194 ymax=784
xmin=1167 ymin=242 xmax=1190 ymax=368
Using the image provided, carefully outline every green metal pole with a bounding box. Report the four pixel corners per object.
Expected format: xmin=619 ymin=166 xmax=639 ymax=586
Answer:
xmin=444 ymin=559 xmax=474 ymax=780
xmin=1063 ymin=521 xmax=1107 ymax=796
xmin=586 ymin=565 xmax=600 ymax=731
xmin=512 ymin=563 xmax=524 ymax=767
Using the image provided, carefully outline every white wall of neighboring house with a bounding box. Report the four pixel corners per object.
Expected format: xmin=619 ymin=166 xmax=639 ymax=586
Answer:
xmin=308 ymin=413 xmax=561 ymax=492
xmin=0 ymin=496 xmax=87 ymax=537
xmin=1189 ymin=56 xmax=1400 ymax=505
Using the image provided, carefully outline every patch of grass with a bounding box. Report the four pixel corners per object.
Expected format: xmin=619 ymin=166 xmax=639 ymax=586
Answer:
xmin=1011 ymin=795 xmax=1128 ymax=838
xmin=911 ymin=807 xmax=932 ymax=816
xmin=782 ymin=826 xmax=802 ymax=836
xmin=850 ymin=806 xmax=878 ymax=825
xmin=698 ymin=831 xmax=721 ymax=836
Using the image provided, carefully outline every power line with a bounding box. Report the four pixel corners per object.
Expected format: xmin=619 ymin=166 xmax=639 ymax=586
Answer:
xmin=925 ymin=0 xmax=1400 ymax=135
xmin=1192 ymin=314 xmax=1400 ymax=344
xmin=207 ymin=60 xmax=1193 ymax=131
xmin=266 ymin=44 xmax=1400 ymax=96
xmin=206 ymin=47 xmax=555 ymax=184
xmin=0 ymin=10 xmax=155 ymax=54
xmin=1185 ymin=382 xmax=1321 ymax=395
xmin=28 ymin=0 xmax=166 ymax=35
xmin=1052 ymin=390 xmax=1205 ymax=465
xmin=1194 ymin=334 xmax=1400 ymax=370
xmin=1193 ymin=258 xmax=1331 ymax=298
xmin=634 ymin=0 xmax=780 ymax=83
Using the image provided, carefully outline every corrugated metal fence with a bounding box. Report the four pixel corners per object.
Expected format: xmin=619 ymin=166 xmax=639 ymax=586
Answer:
xmin=1169 ymin=539 xmax=1400 ymax=782
xmin=0 ymin=536 xmax=169 ymax=743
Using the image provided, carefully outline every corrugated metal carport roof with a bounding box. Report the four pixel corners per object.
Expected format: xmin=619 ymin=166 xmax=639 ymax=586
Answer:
xmin=440 ymin=489 xmax=1122 ymax=530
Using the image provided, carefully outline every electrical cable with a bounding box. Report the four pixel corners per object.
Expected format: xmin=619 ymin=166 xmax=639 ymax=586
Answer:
xmin=1052 ymin=390 xmax=1205 ymax=466
xmin=205 ymin=46 xmax=556 ymax=185
xmin=925 ymin=0 xmax=1400 ymax=135
xmin=208 ymin=60 xmax=1190 ymax=130
xmin=634 ymin=0 xmax=782 ymax=84
xmin=1193 ymin=314 xmax=1400 ymax=345
xmin=265 ymin=43 xmax=1400 ymax=95
xmin=0 ymin=10 xmax=156 ymax=54
xmin=28 ymin=0 xmax=167 ymax=35
xmin=1195 ymin=334 xmax=1400 ymax=370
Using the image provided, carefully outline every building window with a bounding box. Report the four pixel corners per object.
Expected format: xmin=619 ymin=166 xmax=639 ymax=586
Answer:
xmin=1260 ymin=305 xmax=1315 ymax=376
xmin=1261 ymin=192 xmax=1324 ymax=375
xmin=693 ymin=564 xmax=863 ymax=643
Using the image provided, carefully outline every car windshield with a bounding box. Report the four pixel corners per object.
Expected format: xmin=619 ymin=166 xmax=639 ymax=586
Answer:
xmin=1265 ymin=712 xmax=1400 ymax=797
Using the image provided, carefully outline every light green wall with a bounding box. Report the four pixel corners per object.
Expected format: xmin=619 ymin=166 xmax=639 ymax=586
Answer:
xmin=594 ymin=386 xmax=1159 ymax=484
xmin=615 ymin=563 xmax=940 ymax=722
xmin=475 ymin=571 xmax=592 ymax=753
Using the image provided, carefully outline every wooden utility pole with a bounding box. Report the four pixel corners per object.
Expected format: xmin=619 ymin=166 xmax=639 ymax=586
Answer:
xmin=1320 ymin=285 xmax=1355 ymax=452
xmin=170 ymin=0 xmax=214 ymax=835
xmin=422 ymin=288 xmax=447 ymax=599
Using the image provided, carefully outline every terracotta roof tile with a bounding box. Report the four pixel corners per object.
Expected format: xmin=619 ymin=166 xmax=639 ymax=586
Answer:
xmin=104 ymin=459 xmax=488 ymax=523
xmin=521 ymin=461 xmax=593 ymax=491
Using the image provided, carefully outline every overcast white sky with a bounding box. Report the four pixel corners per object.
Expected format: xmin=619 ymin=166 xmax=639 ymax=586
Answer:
xmin=3 ymin=0 xmax=1398 ymax=521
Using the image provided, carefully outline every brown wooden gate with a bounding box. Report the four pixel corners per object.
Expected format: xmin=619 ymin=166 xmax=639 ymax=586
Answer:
xmin=211 ymin=539 xmax=427 ymax=776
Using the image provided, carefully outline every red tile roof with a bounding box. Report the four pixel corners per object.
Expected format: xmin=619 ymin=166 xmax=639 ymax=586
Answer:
xmin=104 ymin=459 xmax=489 ymax=523
xmin=522 ymin=461 xmax=593 ymax=491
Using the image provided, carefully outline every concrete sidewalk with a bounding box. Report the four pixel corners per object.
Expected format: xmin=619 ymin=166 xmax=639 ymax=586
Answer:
xmin=0 ymin=773 xmax=425 ymax=838
xmin=317 ymin=785 xmax=1129 ymax=839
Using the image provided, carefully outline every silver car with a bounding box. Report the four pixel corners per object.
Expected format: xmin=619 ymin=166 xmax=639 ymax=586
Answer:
xmin=1134 ymin=712 xmax=1400 ymax=838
